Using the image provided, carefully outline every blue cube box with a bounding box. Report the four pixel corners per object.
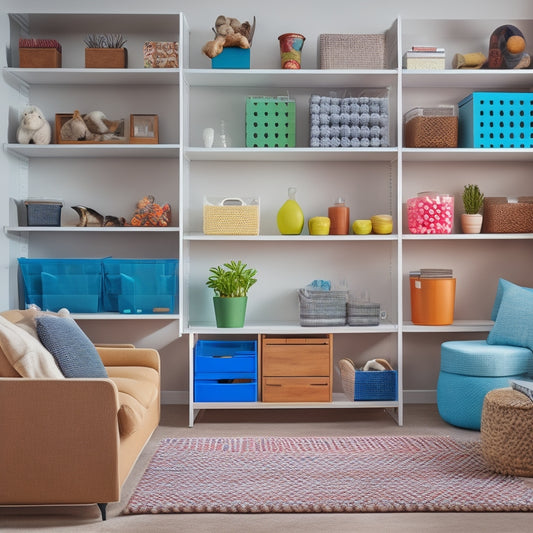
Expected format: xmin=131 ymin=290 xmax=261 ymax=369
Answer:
xmin=18 ymin=258 xmax=103 ymax=313
xmin=211 ymin=47 xmax=250 ymax=69
xmin=102 ymin=258 xmax=178 ymax=314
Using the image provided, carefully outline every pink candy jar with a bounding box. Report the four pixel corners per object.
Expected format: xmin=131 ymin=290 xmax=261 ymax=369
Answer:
xmin=407 ymin=192 xmax=454 ymax=234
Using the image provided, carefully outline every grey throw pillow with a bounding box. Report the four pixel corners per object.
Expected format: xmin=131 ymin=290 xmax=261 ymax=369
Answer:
xmin=36 ymin=316 xmax=107 ymax=378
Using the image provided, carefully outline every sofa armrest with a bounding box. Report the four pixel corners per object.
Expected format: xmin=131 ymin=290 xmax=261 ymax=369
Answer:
xmin=0 ymin=378 xmax=121 ymax=505
xmin=96 ymin=346 xmax=160 ymax=373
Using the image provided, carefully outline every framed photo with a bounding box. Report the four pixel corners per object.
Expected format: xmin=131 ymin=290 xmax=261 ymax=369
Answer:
xmin=130 ymin=114 xmax=159 ymax=144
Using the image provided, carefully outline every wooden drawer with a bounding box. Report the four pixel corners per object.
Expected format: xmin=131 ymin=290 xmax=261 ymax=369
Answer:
xmin=262 ymin=377 xmax=331 ymax=402
xmin=262 ymin=334 xmax=332 ymax=377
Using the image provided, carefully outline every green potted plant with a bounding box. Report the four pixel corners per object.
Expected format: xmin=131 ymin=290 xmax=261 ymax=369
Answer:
xmin=461 ymin=184 xmax=484 ymax=234
xmin=206 ymin=260 xmax=257 ymax=327
xmin=84 ymin=33 xmax=128 ymax=68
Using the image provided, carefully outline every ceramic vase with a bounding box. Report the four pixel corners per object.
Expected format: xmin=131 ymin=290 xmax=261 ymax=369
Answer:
xmin=461 ymin=213 xmax=483 ymax=234
xmin=277 ymin=187 xmax=304 ymax=234
xmin=278 ymin=33 xmax=305 ymax=69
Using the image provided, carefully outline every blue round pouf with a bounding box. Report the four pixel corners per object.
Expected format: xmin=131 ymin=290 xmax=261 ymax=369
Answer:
xmin=437 ymin=340 xmax=532 ymax=430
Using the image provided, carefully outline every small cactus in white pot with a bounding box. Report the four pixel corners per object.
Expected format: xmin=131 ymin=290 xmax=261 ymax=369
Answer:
xmin=461 ymin=184 xmax=484 ymax=233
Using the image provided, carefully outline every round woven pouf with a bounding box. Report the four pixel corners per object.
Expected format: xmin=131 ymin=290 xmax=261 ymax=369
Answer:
xmin=481 ymin=388 xmax=533 ymax=477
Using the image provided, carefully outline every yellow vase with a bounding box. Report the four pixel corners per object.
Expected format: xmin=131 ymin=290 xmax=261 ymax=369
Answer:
xmin=277 ymin=187 xmax=304 ymax=235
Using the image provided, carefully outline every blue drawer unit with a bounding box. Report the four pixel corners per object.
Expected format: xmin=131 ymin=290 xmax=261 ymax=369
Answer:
xmin=194 ymin=340 xmax=258 ymax=402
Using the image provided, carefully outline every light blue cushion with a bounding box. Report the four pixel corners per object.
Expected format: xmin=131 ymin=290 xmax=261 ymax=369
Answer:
xmin=441 ymin=340 xmax=532 ymax=376
xmin=36 ymin=316 xmax=107 ymax=378
xmin=491 ymin=278 xmax=533 ymax=321
xmin=487 ymin=282 xmax=533 ymax=351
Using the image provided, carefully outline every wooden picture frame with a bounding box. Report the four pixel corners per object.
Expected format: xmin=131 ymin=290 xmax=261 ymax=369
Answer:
xmin=130 ymin=114 xmax=159 ymax=144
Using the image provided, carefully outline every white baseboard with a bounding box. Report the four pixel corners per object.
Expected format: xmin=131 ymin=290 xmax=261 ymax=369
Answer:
xmin=161 ymin=390 xmax=438 ymax=405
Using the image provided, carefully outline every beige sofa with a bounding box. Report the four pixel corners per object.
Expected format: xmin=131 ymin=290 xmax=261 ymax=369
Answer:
xmin=0 ymin=310 xmax=160 ymax=520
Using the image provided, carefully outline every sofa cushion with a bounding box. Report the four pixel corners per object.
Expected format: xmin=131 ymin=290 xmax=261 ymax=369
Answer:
xmin=36 ymin=316 xmax=107 ymax=378
xmin=487 ymin=282 xmax=533 ymax=351
xmin=107 ymin=366 xmax=159 ymax=437
xmin=0 ymin=315 xmax=64 ymax=378
xmin=491 ymin=278 xmax=533 ymax=321
xmin=11 ymin=307 xmax=70 ymax=340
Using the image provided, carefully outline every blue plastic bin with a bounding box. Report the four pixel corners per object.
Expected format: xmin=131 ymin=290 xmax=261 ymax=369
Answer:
xmin=353 ymin=370 xmax=397 ymax=401
xmin=102 ymin=258 xmax=178 ymax=314
xmin=458 ymin=92 xmax=533 ymax=148
xmin=194 ymin=340 xmax=258 ymax=402
xmin=18 ymin=258 xmax=103 ymax=312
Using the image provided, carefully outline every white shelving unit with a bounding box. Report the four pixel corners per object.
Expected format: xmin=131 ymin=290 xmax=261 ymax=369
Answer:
xmin=183 ymin=17 xmax=533 ymax=426
xmin=2 ymin=12 xmax=188 ymax=334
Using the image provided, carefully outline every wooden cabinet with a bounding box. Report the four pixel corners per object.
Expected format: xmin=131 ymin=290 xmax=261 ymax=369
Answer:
xmin=261 ymin=334 xmax=332 ymax=402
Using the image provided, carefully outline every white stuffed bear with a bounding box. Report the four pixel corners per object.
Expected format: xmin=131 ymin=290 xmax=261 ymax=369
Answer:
xmin=16 ymin=105 xmax=52 ymax=145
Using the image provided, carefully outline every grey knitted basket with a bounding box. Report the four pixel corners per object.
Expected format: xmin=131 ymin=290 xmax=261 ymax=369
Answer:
xmin=319 ymin=34 xmax=385 ymax=69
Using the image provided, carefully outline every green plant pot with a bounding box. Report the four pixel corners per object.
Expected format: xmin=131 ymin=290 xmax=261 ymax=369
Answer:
xmin=213 ymin=296 xmax=248 ymax=328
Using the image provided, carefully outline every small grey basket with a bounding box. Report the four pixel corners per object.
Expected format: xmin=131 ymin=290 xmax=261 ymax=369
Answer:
xmin=319 ymin=34 xmax=385 ymax=69
xmin=298 ymin=288 xmax=347 ymax=327
xmin=347 ymin=301 xmax=380 ymax=326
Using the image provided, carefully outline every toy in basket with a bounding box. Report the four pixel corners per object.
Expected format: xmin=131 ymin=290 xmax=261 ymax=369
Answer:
xmin=338 ymin=357 xmax=397 ymax=401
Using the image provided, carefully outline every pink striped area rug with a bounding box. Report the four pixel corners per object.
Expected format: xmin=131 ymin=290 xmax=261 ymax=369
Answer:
xmin=124 ymin=435 xmax=533 ymax=514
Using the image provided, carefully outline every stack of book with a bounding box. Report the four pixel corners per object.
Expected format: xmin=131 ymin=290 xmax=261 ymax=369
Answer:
xmin=410 ymin=268 xmax=453 ymax=279
xmin=403 ymin=45 xmax=445 ymax=70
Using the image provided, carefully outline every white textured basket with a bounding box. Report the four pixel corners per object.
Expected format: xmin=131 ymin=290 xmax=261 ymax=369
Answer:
xmin=319 ymin=34 xmax=385 ymax=69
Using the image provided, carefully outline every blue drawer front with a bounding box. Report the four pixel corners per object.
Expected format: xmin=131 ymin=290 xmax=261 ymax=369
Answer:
xmin=194 ymin=379 xmax=257 ymax=402
xmin=195 ymin=340 xmax=258 ymax=374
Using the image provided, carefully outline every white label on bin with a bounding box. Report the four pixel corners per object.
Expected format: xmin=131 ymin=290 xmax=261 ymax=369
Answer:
xmin=415 ymin=280 xmax=421 ymax=289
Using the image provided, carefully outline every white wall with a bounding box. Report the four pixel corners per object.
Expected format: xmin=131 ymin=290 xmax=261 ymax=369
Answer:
xmin=1 ymin=0 xmax=531 ymax=402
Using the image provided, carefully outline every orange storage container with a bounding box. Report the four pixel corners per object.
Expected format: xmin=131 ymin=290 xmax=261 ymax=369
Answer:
xmin=410 ymin=276 xmax=456 ymax=325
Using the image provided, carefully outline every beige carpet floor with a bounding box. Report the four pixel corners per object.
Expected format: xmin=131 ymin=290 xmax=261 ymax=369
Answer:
xmin=1 ymin=404 xmax=532 ymax=532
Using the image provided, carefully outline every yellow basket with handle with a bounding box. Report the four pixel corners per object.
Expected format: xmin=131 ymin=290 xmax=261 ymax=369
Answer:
xmin=203 ymin=197 xmax=260 ymax=235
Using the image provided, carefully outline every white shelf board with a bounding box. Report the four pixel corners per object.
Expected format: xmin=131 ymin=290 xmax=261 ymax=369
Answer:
xmin=402 ymin=232 xmax=533 ymax=240
xmin=193 ymin=396 xmax=398 ymax=410
xmin=71 ymin=313 xmax=180 ymax=320
xmin=186 ymin=321 xmax=398 ymax=334
xmin=402 ymin=148 xmax=533 ymax=162
xmin=403 ymin=320 xmax=493 ymax=333
xmin=3 ymin=67 xmax=180 ymax=86
xmin=401 ymin=69 xmax=533 ymax=89
xmin=185 ymin=232 xmax=397 ymax=242
xmin=185 ymin=147 xmax=398 ymax=162
xmin=5 ymin=143 xmax=180 ymax=159
xmin=5 ymin=226 xmax=180 ymax=233
xmin=184 ymin=68 xmax=398 ymax=88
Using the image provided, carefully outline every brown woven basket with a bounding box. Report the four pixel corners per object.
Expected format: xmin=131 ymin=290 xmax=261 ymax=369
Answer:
xmin=404 ymin=115 xmax=458 ymax=148
xmin=482 ymin=197 xmax=533 ymax=233
xmin=319 ymin=34 xmax=385 ymax=69
xmin=481 ymin=388 xmax=533 ymax=477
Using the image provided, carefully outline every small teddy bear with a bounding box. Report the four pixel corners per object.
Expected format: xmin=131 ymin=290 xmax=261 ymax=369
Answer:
xmin=202 ymin=15 xmax=255 ymax=59
xmin=16 ymin=105 xmax=52 ymax=145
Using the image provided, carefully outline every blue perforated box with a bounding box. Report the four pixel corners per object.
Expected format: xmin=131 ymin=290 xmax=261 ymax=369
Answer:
xmin=102 ymin=258 xmax=178 ymax=314
xmin=458 ymin=92 xmax=533 ymax=148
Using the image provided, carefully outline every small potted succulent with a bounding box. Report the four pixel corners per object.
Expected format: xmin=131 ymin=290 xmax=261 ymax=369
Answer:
xmin=206 ymin=260 xmax=257 ymax=327
xmin=461 ymin=184 xmax=484 ymax=234
xmin=84 ymin=33 xmax=128 ymax=68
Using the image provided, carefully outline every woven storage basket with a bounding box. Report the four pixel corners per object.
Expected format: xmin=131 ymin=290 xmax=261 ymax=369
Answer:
xmin=338 ymin=358 xmax=397 ymax=400
xmin=298 ymin=288 xmax=347 ymax=327
xmin=319 ymin=34 xmax=385 ymax=69
xmin=203 ymin=197 xmax=259 ymax=235
xmin=482 ymin=197 xmax=533 ymax=233
xmin=347 ymin=301 xmax=380 ymax=326
xmin=481 ymin=388 xmax=533 ymax=477
xmin=404 ymin=107 xmax=458 ymax=148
